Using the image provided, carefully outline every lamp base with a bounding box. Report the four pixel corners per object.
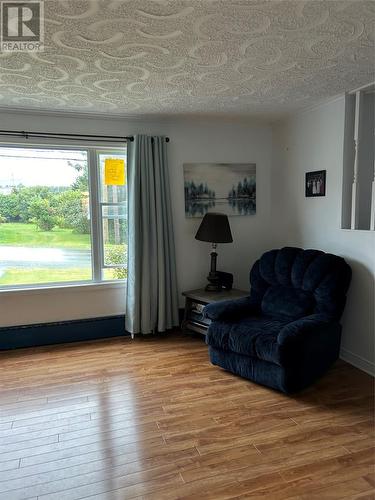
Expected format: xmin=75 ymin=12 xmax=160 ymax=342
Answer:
xmin=205 ymin=248 xmax=222 ymax=292
xmin=205 ymin=282 xmax=222 ymax=292
xmin=205 ymin=271 xmax=222 ymax=292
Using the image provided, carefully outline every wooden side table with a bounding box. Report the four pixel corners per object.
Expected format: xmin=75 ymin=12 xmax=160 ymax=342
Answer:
xmin=181 ymin=288 xmax=249 ymax=336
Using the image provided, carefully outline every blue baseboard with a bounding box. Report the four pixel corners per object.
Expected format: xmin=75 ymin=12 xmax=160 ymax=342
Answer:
xmin=0 ymin=315 xmax=127 ymax=350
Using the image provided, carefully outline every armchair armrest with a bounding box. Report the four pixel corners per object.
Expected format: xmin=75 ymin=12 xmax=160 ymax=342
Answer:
xmin=203 ymin=296 xmax=258 ymax=322
xmin=278 ymin=313 xmax=339 ymax=346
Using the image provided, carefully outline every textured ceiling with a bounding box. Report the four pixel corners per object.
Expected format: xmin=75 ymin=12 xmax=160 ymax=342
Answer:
xmin=0 ymin=0 xmax=374 ymax=118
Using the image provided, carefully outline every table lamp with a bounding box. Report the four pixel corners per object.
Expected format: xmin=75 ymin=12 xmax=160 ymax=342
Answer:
xmin=195 ymin=212 xmax=233 ymax=291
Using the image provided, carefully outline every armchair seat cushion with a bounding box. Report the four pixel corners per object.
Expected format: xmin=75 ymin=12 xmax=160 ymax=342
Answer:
xmin=207 ymin=315 xmax=290 ymax=366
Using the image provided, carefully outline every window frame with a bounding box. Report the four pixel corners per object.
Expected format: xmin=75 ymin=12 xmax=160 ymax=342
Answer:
xmin=0 ymin=140 xmax=127 ymax=291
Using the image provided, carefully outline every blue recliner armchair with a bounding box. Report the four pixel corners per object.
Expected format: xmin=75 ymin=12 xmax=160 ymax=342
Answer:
xmin=204 ymin=247 xmax=352 ymax=393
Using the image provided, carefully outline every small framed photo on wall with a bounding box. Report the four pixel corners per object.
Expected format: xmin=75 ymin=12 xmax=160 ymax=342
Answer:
xmin=305 ymin=170 xmax=326 ymax=197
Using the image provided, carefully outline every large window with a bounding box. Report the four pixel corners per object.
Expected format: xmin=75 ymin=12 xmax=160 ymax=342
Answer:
xmin=0 ymin=144 xmax=127 ymax=289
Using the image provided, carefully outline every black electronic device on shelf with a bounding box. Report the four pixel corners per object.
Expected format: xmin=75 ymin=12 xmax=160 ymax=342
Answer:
xmin=216 ymin=271 xmax=233 ymax=290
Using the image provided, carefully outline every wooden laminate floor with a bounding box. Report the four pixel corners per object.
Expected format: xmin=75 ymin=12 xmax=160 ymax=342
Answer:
xmin=0 ymin=333 xmax=374 ymax=500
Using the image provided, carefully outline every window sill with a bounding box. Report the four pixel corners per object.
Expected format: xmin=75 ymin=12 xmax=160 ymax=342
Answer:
xmin=340 ymin=228 xmax=375 ymax=233
xmin=0 ymin=280 xmax=126 ymax=297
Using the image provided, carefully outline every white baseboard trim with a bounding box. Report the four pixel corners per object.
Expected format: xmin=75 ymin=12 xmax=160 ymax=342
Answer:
xmin=340 ymin=348 xmax=375 ymax=377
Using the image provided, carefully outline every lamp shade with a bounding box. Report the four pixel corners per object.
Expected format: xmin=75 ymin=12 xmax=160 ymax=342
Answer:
xmin=195 ymin=213 xmax=233 ymax=243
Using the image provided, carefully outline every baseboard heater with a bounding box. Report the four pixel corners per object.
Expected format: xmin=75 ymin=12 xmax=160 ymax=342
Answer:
xmin=0 ymin=315 xmax=127 ymax=350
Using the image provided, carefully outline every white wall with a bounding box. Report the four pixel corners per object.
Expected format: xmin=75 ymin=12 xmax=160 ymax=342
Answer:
xmin=0 ymin=111 xmax=273 ymax=327
xmin=3 ymin=101 xmax=373 ymax=377
xmin=271 ymin=97 xmax=375 ymax=375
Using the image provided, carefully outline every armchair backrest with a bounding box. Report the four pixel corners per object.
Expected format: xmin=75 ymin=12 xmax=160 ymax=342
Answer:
xmin=249 ymin=247 xmax=352 ymax=321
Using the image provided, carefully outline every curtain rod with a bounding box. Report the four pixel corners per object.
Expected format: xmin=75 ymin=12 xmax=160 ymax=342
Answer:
xmin=0 ymin=130 xmax=170 ymax=143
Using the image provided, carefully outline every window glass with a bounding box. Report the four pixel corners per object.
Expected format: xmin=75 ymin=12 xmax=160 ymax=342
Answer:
xmin=98 ymin=152 xmax=127 ymax=281
xmin=0 ymin=147 xmax=92 ymax=286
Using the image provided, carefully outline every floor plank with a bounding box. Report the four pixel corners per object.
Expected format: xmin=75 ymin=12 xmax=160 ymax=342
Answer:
xmin=0 ymin=333 xmax=373 ymax=499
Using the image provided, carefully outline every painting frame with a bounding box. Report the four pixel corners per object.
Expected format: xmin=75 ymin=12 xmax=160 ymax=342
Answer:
xmin=183 ymin=162 xmax=256 ymax=218
xmin=305 ymin=170 xmax=326 ymax=197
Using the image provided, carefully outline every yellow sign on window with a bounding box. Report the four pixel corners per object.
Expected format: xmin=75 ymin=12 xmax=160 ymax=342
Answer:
xmin=104 ymin=158 xmax=126 ymax=185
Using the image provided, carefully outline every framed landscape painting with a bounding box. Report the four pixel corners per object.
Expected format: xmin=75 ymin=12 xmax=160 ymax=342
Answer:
xmin=184 ymin=163 xmax=256 ymax=217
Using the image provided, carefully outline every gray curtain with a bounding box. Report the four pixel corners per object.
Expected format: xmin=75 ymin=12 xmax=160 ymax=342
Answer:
xmin=125 ymin=135 xmax=179 ymax=335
